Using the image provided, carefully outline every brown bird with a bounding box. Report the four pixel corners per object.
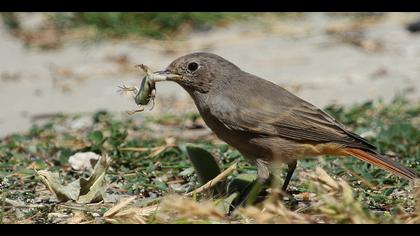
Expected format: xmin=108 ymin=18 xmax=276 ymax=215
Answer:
xmin=152 ymin=52 xmax=418 ymax=191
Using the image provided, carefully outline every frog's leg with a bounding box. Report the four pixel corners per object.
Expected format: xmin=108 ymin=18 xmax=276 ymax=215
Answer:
xmin=126 ymin=107 xmax=145 ymax=115
xmin=149 ymin=89 xmax=156 ymax=111
xmin=136 ymin=64 xmax=152 ymax=75
xmin=118 ymin=85 xmax=138 ymax=95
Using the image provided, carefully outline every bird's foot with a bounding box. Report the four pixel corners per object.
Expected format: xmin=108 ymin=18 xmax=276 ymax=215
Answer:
xmin=279 ymin=189 xmax=299 ymax=209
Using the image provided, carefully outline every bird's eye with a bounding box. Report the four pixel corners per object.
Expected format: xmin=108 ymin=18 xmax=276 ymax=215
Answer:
xmin=187 ymin=62 xmax=199 ymax=72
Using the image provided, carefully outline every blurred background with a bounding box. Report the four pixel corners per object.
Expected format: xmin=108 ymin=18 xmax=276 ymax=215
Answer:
xmin=1 ymin=12 xmax=420 ymax=138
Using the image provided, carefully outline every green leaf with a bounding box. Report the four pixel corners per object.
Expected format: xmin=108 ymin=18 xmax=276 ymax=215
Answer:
xmin=215 ymin=192 xmax=239 ymax=214
xmin=87 ymin=130 xmax=104 ymax=144
xmin=185 ymin=144 xmax=225 ymax=195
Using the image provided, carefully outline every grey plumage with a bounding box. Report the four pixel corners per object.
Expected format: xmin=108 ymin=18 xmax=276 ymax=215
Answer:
xmin=155 ymin=52 xmax=418 ymax=184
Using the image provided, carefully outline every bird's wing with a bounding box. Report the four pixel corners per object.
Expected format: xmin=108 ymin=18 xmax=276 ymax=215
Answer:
xmin=209 ymin=78 xmax=376 ymax=151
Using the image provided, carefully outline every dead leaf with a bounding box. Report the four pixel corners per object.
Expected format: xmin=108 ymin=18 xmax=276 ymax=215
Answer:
xmin=77 ymin=171 xmax=106 ymax=204
xmin=37 ymin=155 xmax=111 ymax=203
xmin=78 ymin=155 xmax=111 ymax=203
xmin=37 ymin=170 xmax=80 ymax=201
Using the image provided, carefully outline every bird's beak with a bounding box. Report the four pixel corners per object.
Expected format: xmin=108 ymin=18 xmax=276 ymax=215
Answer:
xmin=150 ymin=70 xmax=181 ymax=82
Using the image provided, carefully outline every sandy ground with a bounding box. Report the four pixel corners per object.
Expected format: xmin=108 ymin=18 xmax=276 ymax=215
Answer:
xmin=1 ymin=13 xmax=419 ymax=137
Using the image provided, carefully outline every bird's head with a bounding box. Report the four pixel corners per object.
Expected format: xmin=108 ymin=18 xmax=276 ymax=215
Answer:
xmin=152 ymin=52 xmax=240 ymax=93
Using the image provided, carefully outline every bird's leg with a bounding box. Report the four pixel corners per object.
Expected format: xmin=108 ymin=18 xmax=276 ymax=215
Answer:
xmin=279 ymin=161 xmax=298 ymax=208
xmin=282 ymin=160 xmax=297 ymax=192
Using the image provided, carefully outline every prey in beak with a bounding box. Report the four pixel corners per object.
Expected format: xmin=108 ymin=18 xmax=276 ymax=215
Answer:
xmin=150 ymin=69 xmax=181 ymax=82
xmin=137 ymin=64 xmax=180 ymax=83
xmin=118 ymin=64 xmax=180 ymax=115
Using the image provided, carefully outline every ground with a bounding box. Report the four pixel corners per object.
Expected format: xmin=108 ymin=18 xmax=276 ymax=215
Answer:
xmin=0 ymin=13 xmax=419 ymax=224
xmin=1 ymin=13 xmax=420 ymax=137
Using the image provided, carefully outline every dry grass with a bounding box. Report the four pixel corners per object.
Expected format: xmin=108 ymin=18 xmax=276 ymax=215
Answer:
xmin=126 ymin=168 xmax=419 ymax=224
xmin=1 ymin=98 xmax=418 ymax=224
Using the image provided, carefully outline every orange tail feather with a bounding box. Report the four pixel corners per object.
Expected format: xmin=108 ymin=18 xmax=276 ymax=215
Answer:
xmin=343 ymin=148 xmax=418 ymax=181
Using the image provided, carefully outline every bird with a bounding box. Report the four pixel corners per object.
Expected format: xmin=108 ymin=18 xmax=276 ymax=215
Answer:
xmin=152 ymin=52 xmax=418 ymax=191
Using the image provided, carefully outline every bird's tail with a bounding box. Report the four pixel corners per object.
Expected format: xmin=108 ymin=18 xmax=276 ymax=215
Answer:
xmin=343 ymin=148 xmax=418 ymax=181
